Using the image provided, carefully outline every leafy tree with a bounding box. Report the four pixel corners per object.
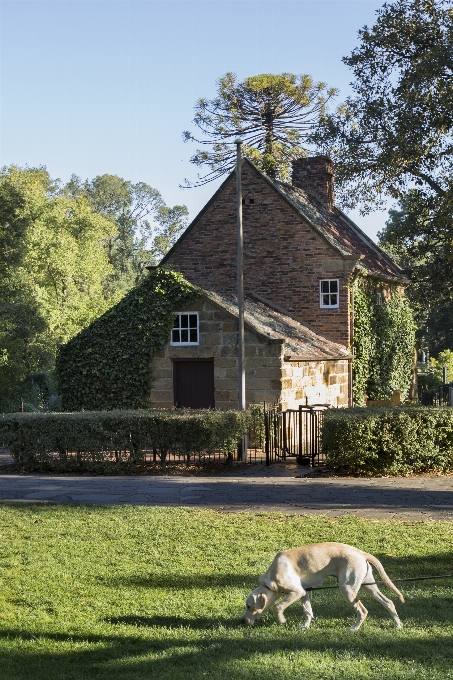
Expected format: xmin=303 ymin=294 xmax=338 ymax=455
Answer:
xmin=312 ymin=0 xmax=453 ymax=351
xmin=183 ymin=72 xmax=337 ymax=184
xmin=313 ymin=0 xmax=453 ymax=211
xmin=152 ymin=204 xmax=189 ymax=261
xmin=0 ymin=166 xmax=118 ymax=410
xmin=66 ymin=174 xmax=188 ymax=288
xmin=378 ymin=194 xmax=453 ymax=354
xmin=418 ymin=349 xmax=453 ymax=389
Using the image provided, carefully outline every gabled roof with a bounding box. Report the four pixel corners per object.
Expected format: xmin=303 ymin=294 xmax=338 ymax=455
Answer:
xmin=202 ymin=290 xmax=352 ymax=360
xmin=267 ymin=176 xmax=407 ymax=282
xmin=159 ymin=159 xmax=407 ymax=283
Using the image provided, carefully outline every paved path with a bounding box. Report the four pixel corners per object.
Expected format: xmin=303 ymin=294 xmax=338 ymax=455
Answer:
xmin=1 ymin=464 xmax=453 ymax=519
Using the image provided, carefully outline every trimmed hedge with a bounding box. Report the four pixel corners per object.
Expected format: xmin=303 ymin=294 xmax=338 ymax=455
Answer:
xmin=0 ymin=409 xmax=253 ymax=472
xmin=322 ymin=406 xmax=453 ymax=475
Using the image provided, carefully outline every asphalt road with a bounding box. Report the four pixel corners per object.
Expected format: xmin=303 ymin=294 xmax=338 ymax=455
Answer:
xmin=1 ymin=465 xmax=452 ymax=520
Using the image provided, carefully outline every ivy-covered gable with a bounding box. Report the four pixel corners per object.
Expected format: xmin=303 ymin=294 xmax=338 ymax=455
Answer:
xmin=56 ymin=269 xmax=200 ymax=411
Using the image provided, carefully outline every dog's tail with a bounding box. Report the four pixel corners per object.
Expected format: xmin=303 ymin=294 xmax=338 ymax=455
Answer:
xmin=364 ymin=553 xmax=405 ymax=603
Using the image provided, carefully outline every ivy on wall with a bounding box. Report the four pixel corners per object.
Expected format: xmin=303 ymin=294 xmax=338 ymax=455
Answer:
xmin=352 ymin=277 xmax=416 ymax=405
xmin=56 ymin=269 xmax=200 ymax=411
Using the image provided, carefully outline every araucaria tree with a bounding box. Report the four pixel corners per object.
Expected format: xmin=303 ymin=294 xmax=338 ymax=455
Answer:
xmin=312 ymin=0 xmax=453 ymax=352
xmin=183 ymin=73 xmax=337 ymax=184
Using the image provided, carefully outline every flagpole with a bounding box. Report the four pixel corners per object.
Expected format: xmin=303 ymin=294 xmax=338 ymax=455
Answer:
xmin=236 ymin=140 xmax=247 ymax=461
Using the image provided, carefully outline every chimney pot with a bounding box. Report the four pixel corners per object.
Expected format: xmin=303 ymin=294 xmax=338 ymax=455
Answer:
xmin=291 ymin=156 xmax=334 ymax=211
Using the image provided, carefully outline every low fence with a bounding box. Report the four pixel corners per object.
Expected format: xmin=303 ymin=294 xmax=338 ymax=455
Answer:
xmin=0 ymin=404 xmax=327 ymax=469
xmin=419 ymin=384 xmax=453 ymax=407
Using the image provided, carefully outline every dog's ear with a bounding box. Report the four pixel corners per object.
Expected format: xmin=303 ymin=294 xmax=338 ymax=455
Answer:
xmin=254 ymin=592 xmax=267 ymax=613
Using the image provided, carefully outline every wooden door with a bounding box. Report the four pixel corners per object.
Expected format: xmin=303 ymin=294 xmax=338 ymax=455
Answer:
xmin=173 ymin=360 xmax=215 ymax=409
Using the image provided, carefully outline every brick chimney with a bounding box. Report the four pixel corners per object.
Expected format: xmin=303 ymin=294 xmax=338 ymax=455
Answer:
xmin=291 ymin=156 xmax=334 ymax=211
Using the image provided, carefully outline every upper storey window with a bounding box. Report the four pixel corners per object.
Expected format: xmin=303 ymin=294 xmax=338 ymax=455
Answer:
xmin=171 ymin=313 xmax=199 ymax=345
xmin=320 ymin=280 xmax=339 ymax=308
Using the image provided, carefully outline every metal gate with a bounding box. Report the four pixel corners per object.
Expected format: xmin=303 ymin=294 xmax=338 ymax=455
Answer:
xmin=264 ymin=404 xmax=329 ymax=466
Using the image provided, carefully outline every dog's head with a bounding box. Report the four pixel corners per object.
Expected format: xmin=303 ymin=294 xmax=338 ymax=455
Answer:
xmin=241 ymin=586 xmax=277 ymax=626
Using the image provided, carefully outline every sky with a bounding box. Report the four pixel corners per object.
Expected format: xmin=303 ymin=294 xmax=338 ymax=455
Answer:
xmin=0 ymin=0 xmax=390 ymax=241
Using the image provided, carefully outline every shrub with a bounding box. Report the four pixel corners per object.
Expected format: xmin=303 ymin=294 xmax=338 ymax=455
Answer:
xmin=0 ymin=408 xmax=252 ymax=472
xmin=322 ymin=406 xmax=453 ymax=475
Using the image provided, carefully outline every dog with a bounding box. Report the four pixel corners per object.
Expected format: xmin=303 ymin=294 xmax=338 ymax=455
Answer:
xmin=241 ymin=542 xmax=404 ymax=631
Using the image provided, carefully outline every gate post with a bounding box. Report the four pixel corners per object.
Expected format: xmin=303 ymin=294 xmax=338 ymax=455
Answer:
xmin=264 ymin=409 xmax=270 ymax=466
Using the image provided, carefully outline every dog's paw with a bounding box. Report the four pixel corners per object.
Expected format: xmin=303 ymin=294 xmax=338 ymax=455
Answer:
xmin=394 ymin=620 xmax=403 ymax=630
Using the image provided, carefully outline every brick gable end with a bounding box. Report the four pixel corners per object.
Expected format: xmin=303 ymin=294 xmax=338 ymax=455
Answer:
xmin=166 ymin=162 xmax=352 ymax=346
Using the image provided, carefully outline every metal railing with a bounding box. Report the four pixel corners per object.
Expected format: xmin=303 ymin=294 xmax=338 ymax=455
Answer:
xmin=419 ymin=384 xmax=453 ymax=406
xmin=264 ymin=404 xmax=329 ymax=466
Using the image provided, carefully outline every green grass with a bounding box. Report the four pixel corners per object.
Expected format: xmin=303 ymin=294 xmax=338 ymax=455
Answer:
xmin=0 ymin=505 xmax=452 ymax=679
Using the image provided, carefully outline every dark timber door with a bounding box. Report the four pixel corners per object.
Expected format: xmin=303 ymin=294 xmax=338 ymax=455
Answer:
xmin=173 ymin=359 xmax=215 ymax=409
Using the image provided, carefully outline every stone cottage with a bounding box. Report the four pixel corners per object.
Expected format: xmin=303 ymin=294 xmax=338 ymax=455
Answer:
xmin=150 ymin=156 xmax=407 ymax=410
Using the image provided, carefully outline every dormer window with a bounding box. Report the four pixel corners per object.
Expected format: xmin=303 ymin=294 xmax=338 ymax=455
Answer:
xmin=320 ymin=280 xmax=339 ymax=308
xmin=171 ymin=313 xmax=199 ymax=345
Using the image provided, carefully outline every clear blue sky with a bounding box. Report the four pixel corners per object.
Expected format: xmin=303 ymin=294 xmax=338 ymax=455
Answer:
xmin=0 ymin=0 xmax=388 ymax=240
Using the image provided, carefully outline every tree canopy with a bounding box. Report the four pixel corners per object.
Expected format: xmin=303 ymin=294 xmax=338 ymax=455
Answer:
xmin=0 ymin=167 xmax=118 ymax=410
xmin=313 ymin=0 xmax=453 ymax=212
xmin=66 ymin=174 xmax=188 ymax=291
xmin=312 ymin=0 xmax=453 ymax=352
xmin=183 ymin=72 xmax=337 ymax=184
xmin=0 ymin=166 xmax=189 ymax=410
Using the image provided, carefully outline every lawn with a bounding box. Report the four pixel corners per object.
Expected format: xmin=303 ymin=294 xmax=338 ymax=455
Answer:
xmin=0 ymin=505 xmax=452 ymax=679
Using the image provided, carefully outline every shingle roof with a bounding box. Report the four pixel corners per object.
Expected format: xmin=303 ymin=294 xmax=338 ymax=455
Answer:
xmin=266 ymin=174 xmax=407 ymax=282
xmin=202 ymin=290 xmax=352 ymax=360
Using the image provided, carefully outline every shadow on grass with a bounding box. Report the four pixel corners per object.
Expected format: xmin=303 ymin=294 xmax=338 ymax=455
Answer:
xmin=101 ymin=573 xmax=257 ymax=589
xmin=100 ymin=550 xmax=453 ymax=593
xmin=1 ymin=624 xmax=453 ymax=680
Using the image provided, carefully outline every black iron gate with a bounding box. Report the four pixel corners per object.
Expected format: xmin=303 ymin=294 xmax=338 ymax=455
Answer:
xmin=264 ymin=404 xmax=328 ymax=466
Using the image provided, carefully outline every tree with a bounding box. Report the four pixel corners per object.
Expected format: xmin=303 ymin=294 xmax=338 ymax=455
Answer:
xmin=0 ymin=166 xmax=119 ymax=410
xmin=378 ymin=193 xmax=453 ymax=354
xmin=312 ymin=0 xmax=453 ymax=350
xmin=152 ymin=204 xmax=189 ymax=261
xmin=183 ymin=72 xmax=337 ymax=185
xmin=66 ymin=174 xmax=189 ymax=289
xmin=313 ymin=0 xmax=453 ymax=210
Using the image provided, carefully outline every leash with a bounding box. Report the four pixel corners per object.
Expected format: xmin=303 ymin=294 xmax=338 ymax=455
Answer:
xmin=305 ymin=573 xmax=453 ymax=592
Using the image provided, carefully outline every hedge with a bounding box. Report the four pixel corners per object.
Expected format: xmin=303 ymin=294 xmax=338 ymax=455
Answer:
xmin=322 ymin=406 xmax=453 ymax=475
xmin=0 ymin=409 xmax=253 ymax=472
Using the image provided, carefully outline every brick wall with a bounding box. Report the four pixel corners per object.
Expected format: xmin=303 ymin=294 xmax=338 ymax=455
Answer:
xmin=165 ymin=162 xmax=351 ymax=346
xmin=291 ymin=156 xmax=334 ymax=211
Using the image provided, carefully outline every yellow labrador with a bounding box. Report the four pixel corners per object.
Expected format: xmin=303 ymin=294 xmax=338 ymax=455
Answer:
xmin=241 ymin=542 xmax=404 ymax=631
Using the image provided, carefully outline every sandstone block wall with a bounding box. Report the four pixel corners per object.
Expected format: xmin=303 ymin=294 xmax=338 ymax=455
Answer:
xmin=280 ymin=359 xmax=350 ymax=410
xmin=149 ymin=299 xmax=284 ymax=410
xmin=149 ymin=298 xmax=350 ymax=410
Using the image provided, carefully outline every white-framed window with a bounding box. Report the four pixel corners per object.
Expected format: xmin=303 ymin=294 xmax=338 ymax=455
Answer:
xmin=171 ymin=312 xmax=199 ymax=345
xmin=320 ymin=279 xmax=339 ymax=308
xmin=376 ymin=292 xmax=383 ymax=306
